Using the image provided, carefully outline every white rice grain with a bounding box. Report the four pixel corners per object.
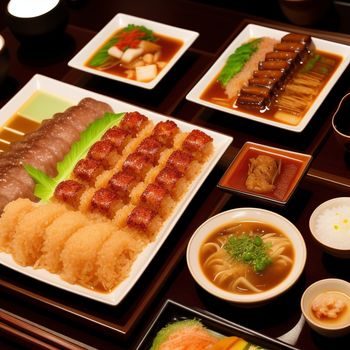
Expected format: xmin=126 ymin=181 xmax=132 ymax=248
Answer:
xmin=315 ymin=205 xmax=350 ymax=249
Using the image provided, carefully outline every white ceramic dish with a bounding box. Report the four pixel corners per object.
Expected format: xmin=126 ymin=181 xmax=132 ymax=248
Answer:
xmin=0 ymin=74 xmax=233 ymax=305
xmin=135 ymin=299 xmax=300 ymax=350
xmin=186 ymin=207 xmax=307 ymax=305
xmin=0 ymin=34 xmax=9 ymax=85
xmin=301 ymin=278 xmax=350 ymax=337
xmin=68 ymin=13 xmax=199 ymax=89
xmin=186 ymin=23 xmax=350 ymax=132
xmin=309 ymin=197 xmax=350 ymax=258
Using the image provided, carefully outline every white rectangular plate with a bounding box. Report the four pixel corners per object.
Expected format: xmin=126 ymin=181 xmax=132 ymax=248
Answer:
xmin=0 ymin=74 xmax=232 ymax=305
xmin=186 ymin=23 xmax=350 ymax=132
xmin=68 ymin=13 xmax=199 ymax=89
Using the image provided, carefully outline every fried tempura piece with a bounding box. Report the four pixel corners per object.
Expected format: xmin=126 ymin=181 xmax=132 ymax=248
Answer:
xmin=60 ymin=222 xmax=114 ymax=285
xmin=95 ymin=231 xmax=142 ymax=291
xmin=11 ymin=203 xmax=67 ymax=266
xmin=36 ymin=211 xmax=89 ymax=273
xmin=0 ymin=198 xmax=36 ymax=252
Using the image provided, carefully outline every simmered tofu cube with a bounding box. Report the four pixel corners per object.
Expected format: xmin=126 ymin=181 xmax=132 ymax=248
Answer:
xmin=107 ymin=46 xmax=123 ymax=59
xmin=139 ymin=40 xmax=161 ymax=53
xmin=121 ymin=48 xmax=144 ymax=63
xmin=135 ymin=64 xmax=157 ymax=82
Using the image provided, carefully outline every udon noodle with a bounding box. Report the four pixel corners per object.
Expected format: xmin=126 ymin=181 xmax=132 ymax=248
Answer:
xmin=200 ymin=221 xmax=294 ymax=294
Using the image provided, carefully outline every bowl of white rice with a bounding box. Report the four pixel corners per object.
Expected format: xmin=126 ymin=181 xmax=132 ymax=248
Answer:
xmin=309 ymin=197 xmax=350 ymax=258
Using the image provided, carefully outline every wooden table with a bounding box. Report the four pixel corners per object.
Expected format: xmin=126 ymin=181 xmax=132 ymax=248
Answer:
xmin=0 ymin=1 xmax=349 ymax=349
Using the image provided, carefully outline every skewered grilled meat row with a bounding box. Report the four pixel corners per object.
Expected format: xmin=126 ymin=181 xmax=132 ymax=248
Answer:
xmin=55 ymin=113 xmax=181 ymax=215
xmin=54 ymin=114 xmax=213 ymax=237
xmin=55 ymin=111 xmax=153 ymax=210
xmin=0 ymin=98 xmax=113 ymax=212
xmin=126 ymin=131 xmax=212 ymax=235
xmin=73 ymin=115 xmax=144 ymax=186
xmin=236 ymin=33 xmax=314 ymax=110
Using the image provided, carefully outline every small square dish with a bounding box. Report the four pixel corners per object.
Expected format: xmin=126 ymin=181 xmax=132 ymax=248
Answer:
xmin=186 ymin=23 xmax=350 ymax=132
xmin=135 ymin=299 xmax=299 ymax=349
xmin=68 ymin=13 xmax=199 ymax=89
xmin=218 ymin=142 xmax=312 ymax=204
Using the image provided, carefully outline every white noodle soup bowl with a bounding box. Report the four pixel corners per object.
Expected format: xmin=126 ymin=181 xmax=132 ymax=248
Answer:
xmin=186 ymin=208 xmax=307 ymax=306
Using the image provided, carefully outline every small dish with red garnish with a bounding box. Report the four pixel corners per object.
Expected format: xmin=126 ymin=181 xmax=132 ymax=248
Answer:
xmin=218 ymin=142 xmax=312 ymax=205
xmin=68 ymin=13 xmax=199 ymax=89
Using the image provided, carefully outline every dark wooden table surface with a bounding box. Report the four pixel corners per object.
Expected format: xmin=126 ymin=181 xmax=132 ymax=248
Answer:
xmin=0 ymin=1 xmax=350 ymax=349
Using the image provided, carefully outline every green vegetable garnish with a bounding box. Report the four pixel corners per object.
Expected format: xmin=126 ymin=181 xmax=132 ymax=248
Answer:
xmin=150 ymin=319 xmax=209 ymax=350
xmin=89 ymin=37 xmax=118 ymax=67
xmin=224 ymin=234 xmax=272 ymax=273
xmin=24 ymin=111 xmax=125 ymax=201
xmin=23 ymin=166 xmax=57 ymax=202
xmin=123 ymin=24 xmax=157 ymax=42
xmin=218 ymin=38 xmax=261 ymax=87
xmin=320 ymin=66 xmax=329 ymax=74
xmin=302 ymin=54 xmax=321 ymax=73
xmin=89 ymin=24 xmax=157 ymax=67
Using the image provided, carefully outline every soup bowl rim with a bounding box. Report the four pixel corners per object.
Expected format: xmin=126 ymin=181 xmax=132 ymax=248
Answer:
xmin=7 ymin=0 xmax=61 ymax=20
xmin=0 ymin=35 xmax=5 ymax=51
xmin=331 ymin=92 xmax=350 ymax=140
xmin=186 ymin=207 xmax=307 ymax=304
xmin=300 ymin=278 xmax=350 ymax=336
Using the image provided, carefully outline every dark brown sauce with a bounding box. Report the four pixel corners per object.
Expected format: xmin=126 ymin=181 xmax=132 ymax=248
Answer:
xmin=85 ymin=31 xmax=183 ymax=80
xmin=7 ymin=115 xmax=39 ymax=133
xmin=0 ymin=115 xmax=40 ymax=152
xmin=201 ymin=49 xmax=342 ymax=124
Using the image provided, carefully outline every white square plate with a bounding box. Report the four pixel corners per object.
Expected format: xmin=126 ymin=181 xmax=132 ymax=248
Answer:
xmin=0 ymin=74 xmax=232 ymax=305
xmin=186 ymin=24 xmax=350 ymax=132
xmin=68 ymin=13 xmax=199 ymax=89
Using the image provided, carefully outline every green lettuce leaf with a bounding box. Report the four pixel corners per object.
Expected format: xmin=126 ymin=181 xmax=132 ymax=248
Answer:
xmin=24 ymin=111 xmax=125 ymax=202
xmin=23 ymin=164 xmax=56 ymax=201
xmin=218 ymin=38 xmax=261 ymax=87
